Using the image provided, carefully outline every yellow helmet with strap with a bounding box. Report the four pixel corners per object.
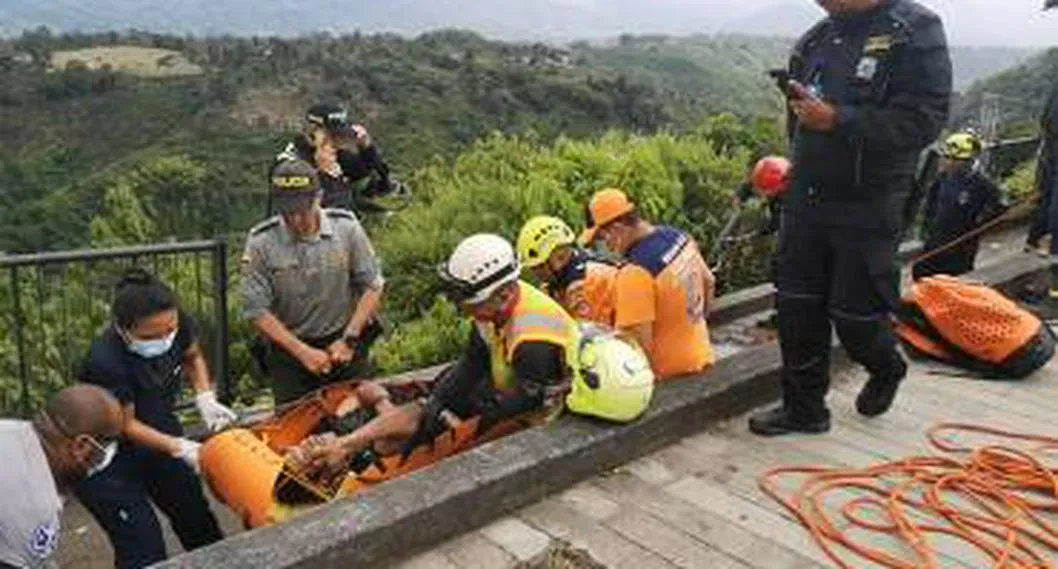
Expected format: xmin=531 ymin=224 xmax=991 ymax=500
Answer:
xmin=942 ymin=132 xmax=983 ymax=161
xmin=517 ymin=216 xmax=576 ymax=269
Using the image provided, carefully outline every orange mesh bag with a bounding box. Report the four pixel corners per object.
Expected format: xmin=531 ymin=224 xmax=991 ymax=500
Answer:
xmin=894 ymin=275 xmax=1055 ymax=379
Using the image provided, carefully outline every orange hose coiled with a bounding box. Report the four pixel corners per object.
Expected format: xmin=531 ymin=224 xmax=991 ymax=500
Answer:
xmin=759 ymin=423 xmax=1058 ymax=568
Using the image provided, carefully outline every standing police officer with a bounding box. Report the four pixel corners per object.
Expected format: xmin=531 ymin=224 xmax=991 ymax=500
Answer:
xmin=750 ymin=0 xmax=952 ymax=436
xmin=268 ymin=103 xmax=398 ymax=216
xmin=242 ymin=160 xmax=386 ymax=405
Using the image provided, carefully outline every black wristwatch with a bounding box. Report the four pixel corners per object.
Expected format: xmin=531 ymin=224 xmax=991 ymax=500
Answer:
xmin=343 ymin=332 xmax=360 ymax=349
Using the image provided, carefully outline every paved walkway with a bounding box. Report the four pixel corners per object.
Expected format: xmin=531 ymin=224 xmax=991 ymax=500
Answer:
xmin=392 ymin=350 xmax=1058 ymax=569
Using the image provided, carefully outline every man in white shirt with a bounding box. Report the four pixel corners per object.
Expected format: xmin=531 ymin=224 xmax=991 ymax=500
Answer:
xmin=1 ymin=384 xmax=124 ymax=569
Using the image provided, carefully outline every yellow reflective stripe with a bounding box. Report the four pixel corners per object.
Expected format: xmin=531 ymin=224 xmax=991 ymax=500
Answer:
xmin=505 ymin=313 xmax=569 ymax=341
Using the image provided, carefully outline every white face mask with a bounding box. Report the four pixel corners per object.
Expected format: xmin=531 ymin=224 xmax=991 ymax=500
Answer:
xmin=85 ymin=439 xmax=118 ymax=478
xmin=125 ymin=329 xmax=177 ymax=359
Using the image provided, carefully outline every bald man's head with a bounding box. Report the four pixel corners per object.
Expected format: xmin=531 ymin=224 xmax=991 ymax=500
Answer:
xmin=44 ymin=384 xmax=123 ymax=437
xmin=34 ymin=384 xmax=124 ymax=488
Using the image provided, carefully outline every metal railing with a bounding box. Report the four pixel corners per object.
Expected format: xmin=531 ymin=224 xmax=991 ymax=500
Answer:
xmin=0 ymin=240 xmax=230 ymax=417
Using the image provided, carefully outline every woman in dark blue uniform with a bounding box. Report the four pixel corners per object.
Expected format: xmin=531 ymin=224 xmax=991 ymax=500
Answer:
xmin=75 ymin=270 xmax=235 ymax=569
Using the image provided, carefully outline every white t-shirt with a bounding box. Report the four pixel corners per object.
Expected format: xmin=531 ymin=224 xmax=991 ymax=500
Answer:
xmin=0 ymin=421 xmax=63 ymax=568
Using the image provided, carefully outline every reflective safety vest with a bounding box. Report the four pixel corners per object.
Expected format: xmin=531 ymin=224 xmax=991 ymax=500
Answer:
xmin=475 ymin=281 xmax=581 ymax=395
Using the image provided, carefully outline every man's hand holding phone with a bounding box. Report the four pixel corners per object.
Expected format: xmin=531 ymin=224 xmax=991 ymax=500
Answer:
xmin=787 ymin=80 xmax=837 ymax=132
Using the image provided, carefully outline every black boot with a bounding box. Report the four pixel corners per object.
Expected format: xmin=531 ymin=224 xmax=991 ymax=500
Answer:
xmin=855 ymin=357 xmax=908 ymax=418
xmin=749 ymin=405 xmax=831 ymax=437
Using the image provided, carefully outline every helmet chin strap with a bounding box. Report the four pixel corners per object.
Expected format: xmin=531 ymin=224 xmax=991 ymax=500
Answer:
xmin=492 ymin=285 xmax=522 ymax=326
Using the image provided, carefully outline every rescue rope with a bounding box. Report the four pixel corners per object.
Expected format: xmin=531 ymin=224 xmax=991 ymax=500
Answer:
xmin=909 ymin=199 xmax=1038 ymax=272
xmin=759 ymin=423 xmax=1058 ymax=569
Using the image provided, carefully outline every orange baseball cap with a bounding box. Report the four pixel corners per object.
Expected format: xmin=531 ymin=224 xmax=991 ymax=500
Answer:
xmin=579 ymin=188 xmax=636 ymax=245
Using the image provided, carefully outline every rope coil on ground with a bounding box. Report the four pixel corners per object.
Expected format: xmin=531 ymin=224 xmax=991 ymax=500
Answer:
xmin=760 ymin=423 xmax=1058 ymax=568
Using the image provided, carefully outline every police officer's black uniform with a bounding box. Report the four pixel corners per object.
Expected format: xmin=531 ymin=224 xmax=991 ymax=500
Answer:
xmin=266 ymin=103 xmax=392 ymax=216
xmin=750 ymin=0 xmax=952 ymax=436
xmin=913 ymin=167 xmax=1007 ymax=279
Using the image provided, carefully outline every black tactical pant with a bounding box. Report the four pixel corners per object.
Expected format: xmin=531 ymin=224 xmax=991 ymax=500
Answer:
xmin=775 ymin=219 xmax=907 ymax=421
xmin=75 ymin=448 xmax=222 ymax=569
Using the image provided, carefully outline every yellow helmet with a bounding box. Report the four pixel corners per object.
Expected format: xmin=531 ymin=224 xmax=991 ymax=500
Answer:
xmin=516 ymin=215 xmax=576 ymax=269
xmin=942 ymin=132 xmax=983 ymax=161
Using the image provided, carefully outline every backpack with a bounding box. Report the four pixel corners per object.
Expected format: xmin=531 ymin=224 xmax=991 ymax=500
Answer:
xmin=566 ymin=323 xmax=655 ymax=422
xmin=893 ymin=275 xmax=1055 ymax=379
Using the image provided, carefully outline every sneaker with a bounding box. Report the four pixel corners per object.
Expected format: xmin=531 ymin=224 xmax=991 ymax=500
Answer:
xmin=748 ymin=406 xmax=831 ymax=437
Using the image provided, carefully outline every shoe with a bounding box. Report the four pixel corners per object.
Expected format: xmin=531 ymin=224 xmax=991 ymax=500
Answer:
xmin=856 ymin=355 xmax=908 ymax=418
xmin=749 ymin=406 xmax=830 ymax=437
xmin=856 ymin=377 xmax=903 ymax=417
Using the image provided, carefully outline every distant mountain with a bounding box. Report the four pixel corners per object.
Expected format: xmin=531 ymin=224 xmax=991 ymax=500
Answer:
xmin=2 ymin=0 xmax=1055 ymax=46
xmin=956 ymin=47 xmax=1058 ymax=131
xmin=717 ymin=2 xmax=822 ymax=40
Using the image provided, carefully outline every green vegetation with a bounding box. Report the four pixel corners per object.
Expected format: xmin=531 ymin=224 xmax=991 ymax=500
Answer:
xmin=0 ymin=29 xmax=791 ymax=255
xmin=957 ymin=47 xmax=1058 ymax=135
xmin=0 ymin=26 xmax=1044 ymax=413
xmin=371 ymin=116 xmax=784 ymax=376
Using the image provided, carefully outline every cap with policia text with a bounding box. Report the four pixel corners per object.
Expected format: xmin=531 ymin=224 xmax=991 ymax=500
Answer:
xmin=271 ymin=160 xmax=321 ymax=214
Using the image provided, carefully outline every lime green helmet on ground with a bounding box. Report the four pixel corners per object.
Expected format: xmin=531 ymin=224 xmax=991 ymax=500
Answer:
xmin=517 ymin=215 xmax=576 ymax=269
xmin=566 ymin=323 xmax=655 ymax=423
xmin=941 ymin=131 xmax=983 ymax=161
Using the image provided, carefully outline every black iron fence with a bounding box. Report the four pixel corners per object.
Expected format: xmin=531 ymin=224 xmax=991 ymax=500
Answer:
xmin=0 ymin=240 xmax=230 ymax=418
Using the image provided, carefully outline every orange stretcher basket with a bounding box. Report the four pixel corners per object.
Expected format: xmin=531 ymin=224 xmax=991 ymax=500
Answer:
xmin=199 ymin=379 xmax=529 ymax=529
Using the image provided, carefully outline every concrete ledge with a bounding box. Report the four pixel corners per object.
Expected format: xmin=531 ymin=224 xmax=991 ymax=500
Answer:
xmin=159 ymin=343 xmax=785 ymax=569
xmin=158 ymin=251 xmax=1046 ymax=569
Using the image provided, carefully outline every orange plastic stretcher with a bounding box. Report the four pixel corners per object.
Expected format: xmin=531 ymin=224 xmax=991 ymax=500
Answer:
xmin=199 ymin=379 xmax=527 ymax=528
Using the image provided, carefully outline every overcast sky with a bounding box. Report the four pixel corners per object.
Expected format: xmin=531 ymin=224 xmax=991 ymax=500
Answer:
xmin=2 ymin=0 xmax=1056 ymax=47
xmin=909 ymin=0 xmax=1056 ymax=46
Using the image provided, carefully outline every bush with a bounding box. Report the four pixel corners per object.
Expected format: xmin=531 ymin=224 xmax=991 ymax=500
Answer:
xmin=1004 ymin=160 xmax=1038 ymax=203
xmin=369 ymin=120 xmax=782 ymax=373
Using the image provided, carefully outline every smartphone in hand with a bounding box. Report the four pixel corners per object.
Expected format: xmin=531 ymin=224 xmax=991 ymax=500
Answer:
xmin=767 ymin=69 xmax=802 ymax=100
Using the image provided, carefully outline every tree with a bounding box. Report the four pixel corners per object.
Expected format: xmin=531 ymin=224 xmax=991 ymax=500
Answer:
xmin=90 ymin=181 xmax=158 ymax=247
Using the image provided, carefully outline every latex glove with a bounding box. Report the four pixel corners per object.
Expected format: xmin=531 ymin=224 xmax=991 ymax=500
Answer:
xmin=195 ymin=390 xmax=238 ymax=432
xmin=173 ymin=438 xmax=202 ymax=475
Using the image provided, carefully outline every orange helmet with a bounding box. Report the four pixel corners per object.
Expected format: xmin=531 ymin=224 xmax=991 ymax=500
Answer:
xmin=751 ymin=156 xmax=792 ymax=199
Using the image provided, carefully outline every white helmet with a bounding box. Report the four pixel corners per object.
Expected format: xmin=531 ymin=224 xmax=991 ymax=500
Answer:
xmin=439 ymin=234 xmax=520 ymax=305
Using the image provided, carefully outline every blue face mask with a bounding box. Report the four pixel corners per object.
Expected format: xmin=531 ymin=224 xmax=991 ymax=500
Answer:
xmin=125 ymin=329 xmax=177 ymax=359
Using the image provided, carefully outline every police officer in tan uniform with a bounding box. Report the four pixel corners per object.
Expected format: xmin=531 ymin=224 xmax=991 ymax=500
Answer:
xmin=241 ymin=160 xmax=385 ymax=404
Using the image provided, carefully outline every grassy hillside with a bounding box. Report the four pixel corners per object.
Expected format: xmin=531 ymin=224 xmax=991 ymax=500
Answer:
xmin=956 ymin=47 xmax=1058 ymax=132
xmin=0 ymin=27 xmax=1038 ymax=254
xmin=571 ymin=35 xmax=789 ymax=121
xmin=0 ymin=29 xmax=794 ymax=253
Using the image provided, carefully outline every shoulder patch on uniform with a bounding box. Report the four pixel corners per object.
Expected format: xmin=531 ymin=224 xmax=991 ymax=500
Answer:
xmin=249 ymin=217 xmax=281 ymax=236
xmin=626 ymin=227 xmax=689 ymax=277
xmin=324 ymin=208 xmax=356 ymax=220
xmin=29 ymin=521 xmax=59 ymax=560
